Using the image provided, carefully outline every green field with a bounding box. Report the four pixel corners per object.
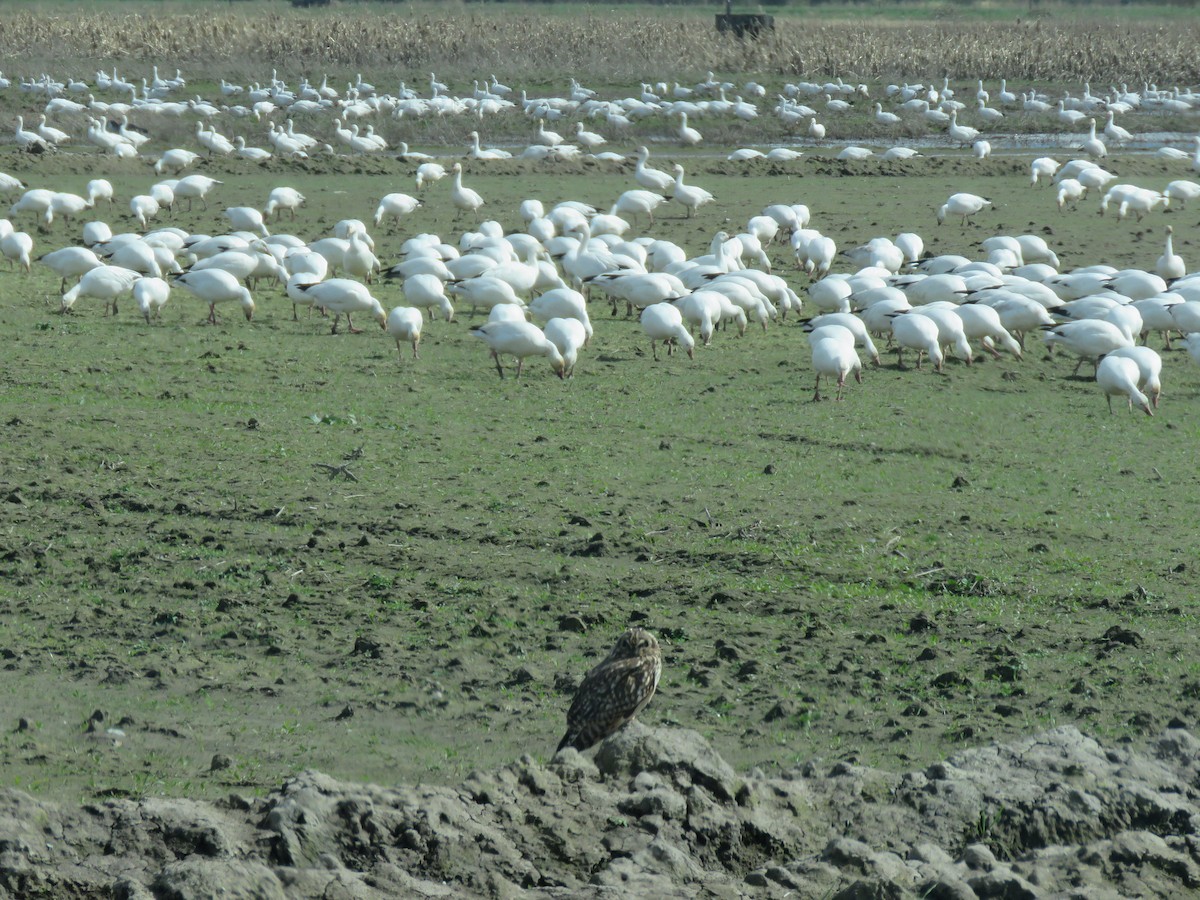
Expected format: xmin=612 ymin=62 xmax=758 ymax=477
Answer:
xmin=2 ymin=137 xmax=1199 ymax=803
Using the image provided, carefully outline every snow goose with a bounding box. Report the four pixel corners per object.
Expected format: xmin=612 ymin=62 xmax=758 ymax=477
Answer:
xmin=889 ymin=311 xmax=944 ymax=371
xmin=173 ymin=268 xmax=256 ymax=324
xmin=1103 ymin=110 xmax=1133 ymax=144
xmin=470 ymin=320 xmax=564 ymax=378
xmin=1156 ymin=227 xmax=1185 ymax=282
xmin=234 ymin=136 xmax=272 ymax=161
xmin=1078 ymin=119 xmax=1107 ymax=159
xmin=634 ymin=146 xmax=675 ymax=193
xmin=1096 ymin=355 xmax=1152 ymax=415
xmin=953 ymin=304 xmax=1022 ymax=359
xmin=403 ymin=273 xmax=456 ymax=321
xmin=670 ymin=165 xmax=714 ymax=218
xmin=36 ymin=115 xmax=70 ymax=146
xmin=803 ymin=313 xmax=880 ymax=365
xmin=675 ymin=111 xmax=702 ymax=146
xmin=1164 ymin=180 xmax=1200 ymax=209
xmin=972 ymin=140 xmax=992 ymax=160
xmin=343 ymin=231 xmax=381 ymax=283
xmin=1042 ymin=319 xmax=1134 ymax=374
xmin=264 ymin=186 xmax=305 ymax=219
xmin=386 ymin=306 xmax=424 ymax=360
xmin=808 ymin=324 xmax=863 ymax=400
xmin=528 ymin=288 xmax=592 ymax=344
xmin=1 ymin=230 xmax=33 ymax=273
xmin=911 ymin=306 xmax=974 ymax=364
xmin=14 ymin=116 xmax=48 ymax=152
xmin=224 ymin=206 xmax=269 ymax=237
xmin=133 ymin=276 xmax=170 ymax=323
xmin=47 ymin=192 xmax=93 ymax=226
xmin=641 ymin=302 xmax=695 ymax=360
xmin=173 ymin=174 xmax=222 ymax=210
xmin=1106 ymin=346 xmax=1162 ymax=408
xmin=61 ymin=264 xmax=141 ymax=314
xmin=0 ymin=172 xmax=24 ymax=194
xmin=936 ymin=193 xmax=991 ymax=226
xmin=446 ymin=275 xmax=522 ymax=318
xmin=543 ymin=317 xmax=587 ymax=377
xmin=946 ymin=110 xmax=980 ymax=147
xmin=39 ymin=245 xmax=104 ymax=290
xmin=415 ymin=162 xmax=448 ymax=191
xmin=1030 ymin=157 xmax=1060 ymax=187
xmin=374 ymin=193 xmax=420 ymax=227
xmin=449 ymin=163 xmax=485 ymax=218
xmin=294 ymin=278 xmax=386 ymax=333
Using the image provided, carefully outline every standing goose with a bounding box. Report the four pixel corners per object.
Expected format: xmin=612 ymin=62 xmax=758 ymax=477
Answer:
xmin=675 ymin=111 xmax=702 ymax=146
xmin=670 ymin=165 xmax=714 ymax=218
xmin=634 ymin=146 xmax=674 ymax=193
xmin=1156 ymin=226 xmax=1185 ymax=282
xmin=449 ymin=163 xmax=485 ymax=219
xmin=1079 ymin=119 xmax=1107 ymax=159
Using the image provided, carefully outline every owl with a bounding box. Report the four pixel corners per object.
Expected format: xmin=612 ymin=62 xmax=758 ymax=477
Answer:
xmin=556 ymin=627 xmax=662 ymax=753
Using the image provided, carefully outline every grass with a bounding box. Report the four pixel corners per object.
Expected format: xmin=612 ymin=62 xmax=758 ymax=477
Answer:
xmin=0 ymin=3 xmax=1198 ymax=804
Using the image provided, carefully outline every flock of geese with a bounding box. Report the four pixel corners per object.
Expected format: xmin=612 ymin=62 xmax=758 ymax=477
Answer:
xmin=3 ymin=66 xmax=1200 ymax=413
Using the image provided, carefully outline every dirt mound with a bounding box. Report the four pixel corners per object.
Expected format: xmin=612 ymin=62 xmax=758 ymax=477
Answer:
xmin=4 ymin=725 xmax=1200 ymax=898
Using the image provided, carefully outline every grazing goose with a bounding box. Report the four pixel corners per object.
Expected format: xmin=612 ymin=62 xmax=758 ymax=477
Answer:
xmin=1106 ymin=346 xmax=1162 ymax=408
xmin=386 ymin=306 xmax=424 ymax=360
xmin=1042 ymin=319 xmax=1134 ymax=375
xmin=173 ymin=268 xmax=255 ymax=324
xmin=415 ymin=162 xmax=448 ymax=191
xmin=61 ymin=264 xmax=141 ymax=313
xmin=808 ymin=324 xmax=863 ymax=401
xmin=889 ymin=311 xmax=944 ymax=371
xmin=264 ymin=186 xmax=305 ymax=219
xmin=470 ymin=320 xmax=565 ymax=378
xmin=133 ymin=276 xmax=170 ymax=323
xmin=936 ymin=193 xmax=992 ymax=226
xmin=374 ymin=192 xmax=421 ymax=227
xmin=0 ymin=230 xmax=33 ymax=274
xmin=39 ymin=245 xmax=104 ymax=290
xmin=294 ymin=278 xmax=386 ymax=333
xmin=1096 ymin=355 xmax=1152 ymax=416
xmin=403 ymin=273 xmax=456 ymax=321
xmin=528 ymin=288 xmax=592 ymax=344
xmin=640 ymin=302 xmax=695 ymax=360
xmin=543 ymin=317 xmax=588 ymax=377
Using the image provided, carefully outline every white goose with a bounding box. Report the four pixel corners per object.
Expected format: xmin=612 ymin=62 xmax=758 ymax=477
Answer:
xmin=675 ymin=111 xmax=702 ymax=146
xmin=528 ymin=288 xmax=593 ymax=345
xmin=449 ymin=163 xmax=485 ymax=218
xmin=640 ymin=302 xmax=695 ymax=360
xmin=1107 ymin=346 xmax=1163 ymax=408
xmin=61 ymin=264 xmax=141 ymax=314
xmin=133 ymin=277 xmax=170 ymax=323
xmin=1156 ymin=227 xmax=1185 ymax=282
xmin=264 ymin=186 xmax=305 ymax=219
xmin=386 ymin=306 xmax=424 ymax=360
xmin=936 ymin=193 xmax=992 ymax=226
xmin=634 ymin=145 xmax=675 ymax=193
xmin=403 ymin=273 xmax=456 ymax=321
xmin=1096 ymin=355 xmax=1153 ymax=416
xmin=1079 ymin=119 xmax=1108 ymax=158
xmin=543 ymin=317 xmax=588 ymax=377
xmin=470 ymin=320 xmax=565 ymax=378
xmin=374 ymin=193 xmax=421 ymax=227
xmin=294 ymin=278 xmax=386 ymax=333
xmin=39 ymin=246 xmax=104 ymax=291
xmin=808 ymin=325 xmax=863 ymax=401
xmin=670 ymin=165 xmax=714 ymax=218
xmin=174 ymin=268 xmax=255 ymax=324
xmin=889 ymin=311 xmax=944 ymax=371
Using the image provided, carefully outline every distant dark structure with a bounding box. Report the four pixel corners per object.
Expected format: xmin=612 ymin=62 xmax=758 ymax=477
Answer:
xmin=716 ymin=0 xmax=775 ymax=39
xmin=290 ymin=0 xmax=330 ymax=7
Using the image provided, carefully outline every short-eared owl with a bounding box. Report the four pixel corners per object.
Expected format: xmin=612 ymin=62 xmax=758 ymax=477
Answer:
xmin=557 ymin=627 xmax=662 ymax=753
